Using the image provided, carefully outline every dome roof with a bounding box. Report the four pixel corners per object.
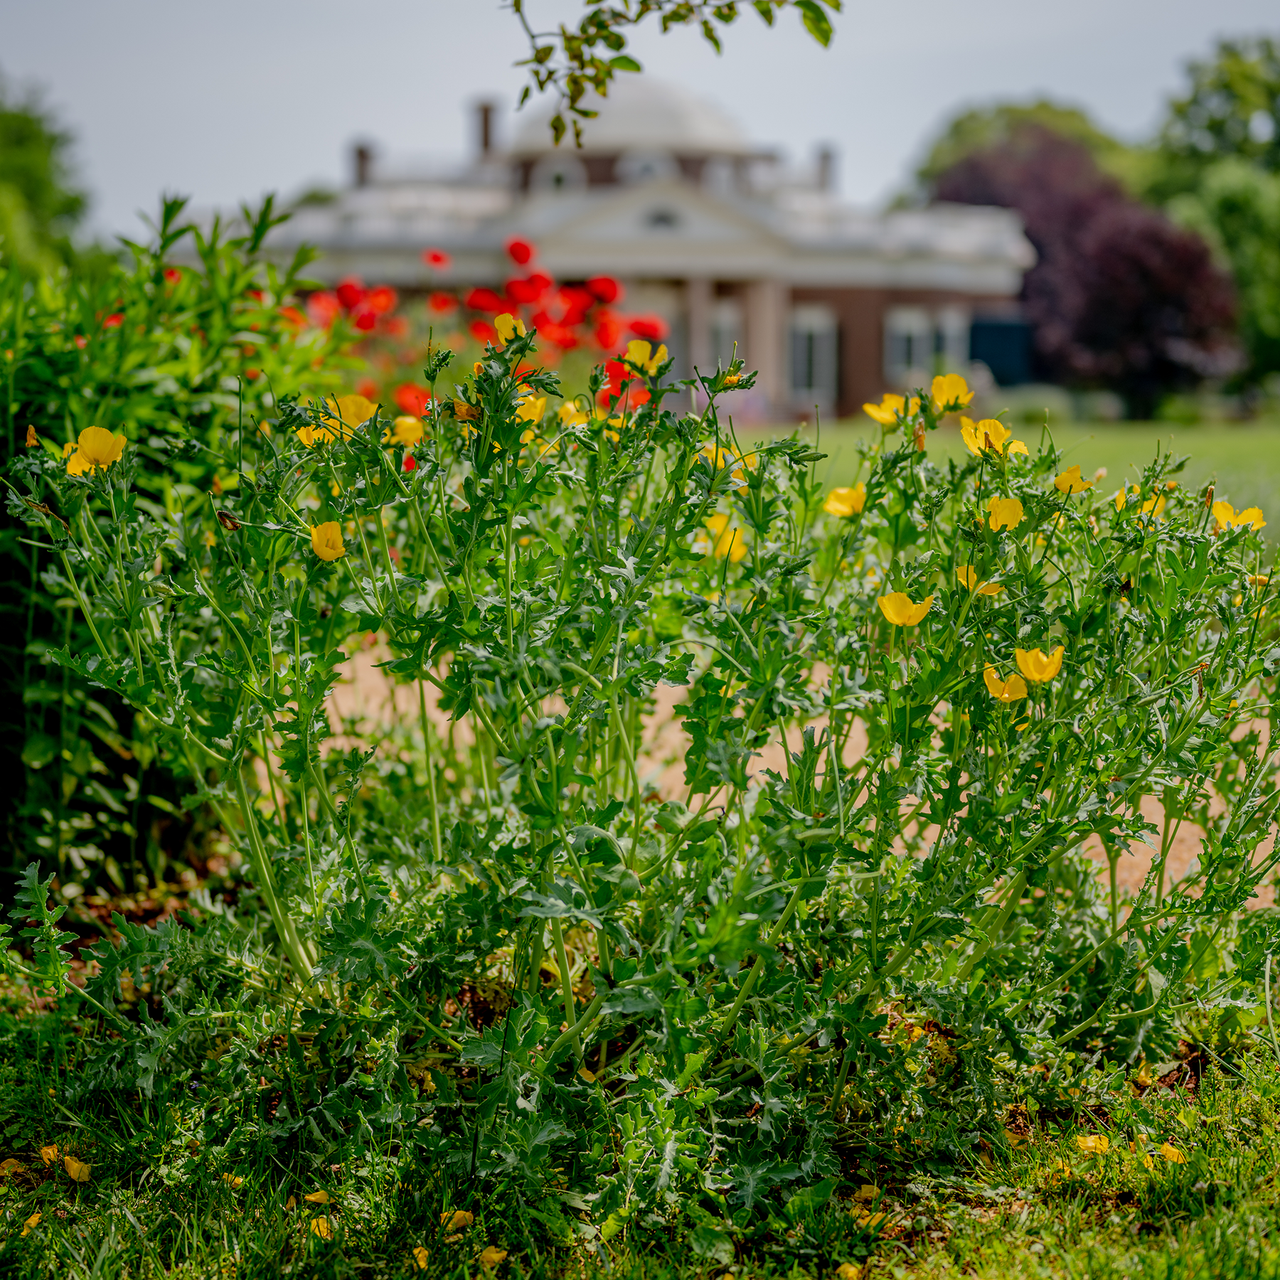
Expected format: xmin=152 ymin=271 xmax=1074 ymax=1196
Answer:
xmin=509 ymin=77 xmax=751 ymax=157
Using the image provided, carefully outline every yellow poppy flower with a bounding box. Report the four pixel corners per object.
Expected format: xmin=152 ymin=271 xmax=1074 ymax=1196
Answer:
xmin=931 ymin=373 xmax=974 ymax=412
xmin=1160 ymin=1142 xmax=1187 ymax=1164
xmin=64 ymin=425 xmax=127 ymax=475
xmin=824 ymin=484 xmax=866 ymax=517
xmin=983 ymin=666 xmax=1027 ymax=702
xmin=1015 ymin=645 xmax=1064 ymax=682
xmin=862 ymin=393 xmax=918 ymax=426
xmin=311 ymin=1216 xmax=333 ymax=1240
xmin=479 ymin=1247 xmax=508 ymax=1268
xmin=705 ymin=512 xmax=747 ymax=563
xmin=311 ymin=522 xmax=346 ymax=562
xmin=304 ymin=1190 xmax=330 ymax=1204
xmin=1054 ymin=465 xmax=1093 ymax=495
xmin=959 ymin=416 xmax=1026 ymax=457
xmin=321 ymin=394 xmax=377 ymax=434
xmin=64 ymin=1155 xmax=91 ymax=1182
xmin=441 ymin=1210 xmax=474 ymax=1232
xmin=987 ymin=496 xmax=1024 ymax=531
xmin=21 ymin=1212 xmax=40 ymax=1237
xmin=494 ymin=313 xmax=526 ymax=345
xmin=1075 ymin=1133 xmax=1109 ymax=1155
xmin=1140 ymin=492 xmax=1166 ymax=518
xmin=384 ymin=416 xmax=424 ymax=447
xmin=956 ymin=566 xmax=1002 ymax=595
xmin=558 ymin=401 xmax=589 ymax=427
xmin=516 ymin=395 xmax=547 ymax=424
xmin=624 ymin=339 xmax=669 ymax=375
xmin=877 ymin=593 xmax=933 ymax=626
xmin=1213 ymin=501 xmax=1266 ymax=531
xmin=413 ymin=1246 xmax=430 ymax=1271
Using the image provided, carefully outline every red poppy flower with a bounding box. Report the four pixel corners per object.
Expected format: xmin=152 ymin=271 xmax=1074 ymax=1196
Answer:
xmin=356 ymin=378 xmax=379 ymax=400
xmin=102 ymin=313 xmax=123 ymax=328
xmin=367 ymin=285 xmax=398 ymax=315
xmin=428 ymin=291 xmax=458 ymax=314
xmin=74 ymin=335 xmax=88 ymax=349
xmin=394 ymin=383 xmax=431 ymax=415
xmin=586 ymin=276 xmax=621 ymax=305
xmin=163 ymin=267 xmax=182 ymax=285
xmin=245 ymin=368 xmax=260 ymax=381
xmin=628 ymin=314 xmax=668 ymax=342
xmin=279 ymin=305 xmax=307 ymax=330
xmin=506 ymin=238 xmax=535 ymax=266
xmin=307 ymin=292 xmax=341 ymax=328
xmin=422 ymin=248 xmax=451 ymax=269
xmin=593 ymin=312 xmax=622 ymax=350
xmin=470 ymin=319 xmax=498 ymax=344
xmin=383 ymin=316 xmax=409 ymax=338
xmin=403 ymin=455 xmax=417 ymax=472
xmin=336 ymin=277 xmax=367 ymax=310
xmin=465 ymin=287 xmax=508 ymax=314
xmin=352 ymin=305 xmax=377 ymax=332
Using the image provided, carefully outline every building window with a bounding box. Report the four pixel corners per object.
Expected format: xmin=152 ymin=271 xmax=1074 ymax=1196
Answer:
xmin=530 ymin=155 xmax=588 ymax=192
xmin=789 ymin=305 xmax=838 ymax=410
xmin=618 ymin=150 xmax=678 ymax=185
xmin=711 ymin=298 xmax=743 ymax=370
xmin=884 ymin=307 xmax=932 ymax=387
xmin=884 ymin=307 xmax=972 ymax=387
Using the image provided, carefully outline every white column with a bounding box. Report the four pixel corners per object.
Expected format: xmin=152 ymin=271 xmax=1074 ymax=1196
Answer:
xmin=745 ymin=278 xmax=786 ymax=421
xmin=685 ymin=277 xmax=712 ymax=408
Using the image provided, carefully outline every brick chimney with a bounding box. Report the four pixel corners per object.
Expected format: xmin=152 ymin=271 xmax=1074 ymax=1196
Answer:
xmin=476 ymin=101 xmax=496 ymax=158
xmin=816 ymin=144 xmax=836 ymax=192
xmin=353 ymin=142 xmax=374 ymax=188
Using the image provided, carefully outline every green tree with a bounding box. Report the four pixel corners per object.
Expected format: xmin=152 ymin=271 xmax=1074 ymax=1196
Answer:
xmin=1149 ymin=36 xmax=1280 ymax=204
xmin=915 ymin=99 xmax=1151 ymax=200
xmin=1170 ymin=159 xmax=1280 ymax=385
xmin=0 ymin=77 xmax=87 ymax=268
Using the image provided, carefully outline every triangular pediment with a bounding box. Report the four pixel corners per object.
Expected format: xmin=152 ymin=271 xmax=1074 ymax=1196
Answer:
xmin=520 ymin=180 xmax=788 ymax=275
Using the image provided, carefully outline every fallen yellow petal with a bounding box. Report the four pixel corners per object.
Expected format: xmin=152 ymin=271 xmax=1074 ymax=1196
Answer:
xmin=0 ymin=1158 xmax=23 ymax=1175
xmin=1075 ymin=1133 xmax=1109 ymax=1155
xmin=21 ymin=1212 xmax=40 ymax=1237
xmin=222 ymin=1173 xmax=244 ymax=1188
xmin=442 ymin=1209 xmax=474 ymax=1232
xmin=479 ymin=1246 xmax=508 ymax=1268
xmin=285 ymin=1195 xmax=296 ymax=1211
xmin=836 ymin=1265 xmax=863 ymax=1280
xmin=305 ymin=1190 xmax=329 ymax=1204
xmin=853 ymin=1184 xmax=879 ymax=1203
xmin=413 ymin=1246 xmax=430 ymax=1270
xmin=39 ymin=1144 xmax=57 ymax=1166
xmin=311 ymin=1215 xmax=333 ymax=1239
xmin=1160 ymin=1142 xmax=1187 ymax=1164
xmin=64 ymin=1155 xmax=90 ymax=1183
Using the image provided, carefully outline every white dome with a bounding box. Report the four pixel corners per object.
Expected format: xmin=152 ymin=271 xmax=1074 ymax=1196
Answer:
xmin=509 ymin=77 xmax=751 ymax=157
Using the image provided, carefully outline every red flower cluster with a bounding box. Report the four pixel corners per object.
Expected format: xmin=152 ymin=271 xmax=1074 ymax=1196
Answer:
xmin=308 ymin=277 xmax=401 ymax=333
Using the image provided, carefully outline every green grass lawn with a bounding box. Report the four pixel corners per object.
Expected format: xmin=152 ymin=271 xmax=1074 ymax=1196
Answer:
xmin=4 ymin=1002 xmax=1280 ymax=1280
xmin=798 ymin=420 xmax=1280 ymax=532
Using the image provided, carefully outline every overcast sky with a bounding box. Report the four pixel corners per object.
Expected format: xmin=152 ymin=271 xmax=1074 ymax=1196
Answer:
xmin=3 ymin=0 xmax=1277 ymax=240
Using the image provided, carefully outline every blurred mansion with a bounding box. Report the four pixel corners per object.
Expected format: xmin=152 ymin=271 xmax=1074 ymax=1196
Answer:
xmin=272 ymin=80 xmax=1035 ymax=419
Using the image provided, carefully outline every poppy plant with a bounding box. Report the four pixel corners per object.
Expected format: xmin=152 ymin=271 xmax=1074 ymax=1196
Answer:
xmin=983 ymin=665 xmax=1027 ymax=702
xmin=960 ymin=416 xmax=1027 ymax=458
xmin=623 ymin=339 xmax=667 ymax=376
xmin=1054 ymin=465 xmax=1093 ymax=495
xmin=987 ymin=495 xmax=1024 ymax=531
xmin=824 ymin=484 xmax=866 ymax=517
xmin=386 ymin=415 xmax=424 ymax=447
xmin=704 ymin=512 xmax=747 ymax=563
xmin=1213 ymin=500 xmax=1266 ymax=531
xmin=311 ymin=522 xmax=346 ymax=562
xmin=1015 ymin=645 xmax=1064 ymax=682
xmin=930 ymin=373 xmax=974 ymax=412
xmin=64 ymin=426 xmax=126 ymax=475
xmin=956 ymin=566 xmax=1002 ymax=595
xmin=862 ymin=393 xmax=918 ymax=426
xmin=877 ymin=593 xmax=933 ymax=626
